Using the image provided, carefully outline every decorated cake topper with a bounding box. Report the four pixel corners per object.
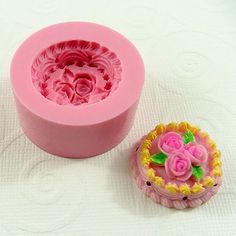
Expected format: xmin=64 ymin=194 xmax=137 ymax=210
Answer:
xmin=131 ymin=122 xmax=222 ymax=209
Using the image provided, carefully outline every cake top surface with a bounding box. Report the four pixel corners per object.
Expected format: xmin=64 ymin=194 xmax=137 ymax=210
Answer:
xmin=139 ymin=122 xmax=222 ymax=195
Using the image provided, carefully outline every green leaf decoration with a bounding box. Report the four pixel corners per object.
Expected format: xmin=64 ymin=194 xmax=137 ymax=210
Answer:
xmin=183 ymin=129 xmax=195 ymax=144
xmin=151 ymin=152 xmax=168 ymax=165
xmin=192 ymin=166 xmax=204 ymax=180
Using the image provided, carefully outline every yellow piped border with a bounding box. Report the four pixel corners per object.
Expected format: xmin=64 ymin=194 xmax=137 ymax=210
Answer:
xmin=140 ymin=122 xmax=222 ymax=194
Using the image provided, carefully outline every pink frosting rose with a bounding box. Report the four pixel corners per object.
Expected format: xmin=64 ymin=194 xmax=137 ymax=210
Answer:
xmin=165 ymin=152 xmax=192 ymax=181
xmin=184 ymin=143 xmax=208 ymax=165
xmin=158 ymin=132 xmax=184 ymax=154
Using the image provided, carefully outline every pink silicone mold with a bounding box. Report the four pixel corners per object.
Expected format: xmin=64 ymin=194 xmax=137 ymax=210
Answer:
xmin=11 ymin=22 xmax=145 ymax=158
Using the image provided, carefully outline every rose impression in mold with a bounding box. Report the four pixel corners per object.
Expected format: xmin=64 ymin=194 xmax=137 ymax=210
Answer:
xmin=31 ymin=40 xmax=122 ymax=106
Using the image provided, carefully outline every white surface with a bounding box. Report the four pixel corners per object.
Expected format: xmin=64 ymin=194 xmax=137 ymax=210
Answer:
xmin=0 ymin=0 xmax=236 ymax=235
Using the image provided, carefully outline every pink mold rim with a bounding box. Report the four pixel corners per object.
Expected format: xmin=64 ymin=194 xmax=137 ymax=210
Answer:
xmin=11 ymin=22 xmax=144 ymax=126
xmin=10 ymin=22 xmax=145 ymax=158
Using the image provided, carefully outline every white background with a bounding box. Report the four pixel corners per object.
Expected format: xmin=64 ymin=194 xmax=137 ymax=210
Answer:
xmin=0 ymin=0 xmax=236 ymax=235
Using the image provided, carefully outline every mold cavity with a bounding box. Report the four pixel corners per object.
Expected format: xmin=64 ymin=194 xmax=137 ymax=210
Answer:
xmin=31 ymin=40 xmax=122 ymax=106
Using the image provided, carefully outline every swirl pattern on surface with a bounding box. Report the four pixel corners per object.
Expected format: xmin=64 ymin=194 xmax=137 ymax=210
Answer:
xmin=0 ymin=135 xmax=87 ymax=233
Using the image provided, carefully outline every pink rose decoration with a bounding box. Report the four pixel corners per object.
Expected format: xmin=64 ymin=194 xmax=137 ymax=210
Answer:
xmin=165 ymin=152 xmax=192 ymax=181
xmin=75 ymin=77 xmax=94 ymax=97
xmin=158 ymin=132 xmax=184 ymax=155
xmin=54 ymin=70 xmax=96 ymax=105
xmin=184 ymin=143 xmax=208 ymax=165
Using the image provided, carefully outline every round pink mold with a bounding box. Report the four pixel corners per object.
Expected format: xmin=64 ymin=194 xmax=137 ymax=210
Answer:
xmin=10 ymin=22 xmax=145 ymax=158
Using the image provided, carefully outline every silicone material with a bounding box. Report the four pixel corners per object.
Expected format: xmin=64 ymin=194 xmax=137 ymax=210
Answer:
xmin=11 ymin=22 xmax=145 ymax=158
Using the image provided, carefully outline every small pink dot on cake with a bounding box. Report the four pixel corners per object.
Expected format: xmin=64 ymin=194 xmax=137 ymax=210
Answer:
xmin=131 ymin=122 xmax=222 ymax=209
